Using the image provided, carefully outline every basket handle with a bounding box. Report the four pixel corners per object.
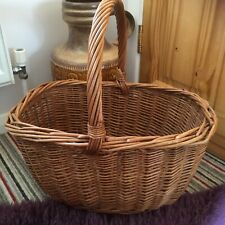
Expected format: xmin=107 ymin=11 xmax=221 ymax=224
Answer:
xmin=87 ymin=0 xmax=127 ymax=153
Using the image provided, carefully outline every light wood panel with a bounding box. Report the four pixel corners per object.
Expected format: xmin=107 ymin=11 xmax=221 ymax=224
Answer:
xmin=140 ymin=0 xmax=164 ymax=82
xmin=140 ymin=0 xmax=225 ymax=160
xmin=140 ymin=0 xmax=181 ymax=83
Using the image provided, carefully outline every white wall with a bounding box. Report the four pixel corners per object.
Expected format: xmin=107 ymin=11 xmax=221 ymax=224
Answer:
xmin=0 ymin=0 xmax=68 ymax=107
xmin=124 ymin=0 xmax=144 ymax=83
xmin=0 ymin=0 xmax=67 ymax=132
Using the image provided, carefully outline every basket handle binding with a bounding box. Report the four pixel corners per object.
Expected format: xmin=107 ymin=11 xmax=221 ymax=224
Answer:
xmin=87 ymin=0 xmax=128 ymax=153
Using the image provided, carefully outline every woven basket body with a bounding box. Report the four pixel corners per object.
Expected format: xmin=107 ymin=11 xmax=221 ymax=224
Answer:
xmin=6 ymin=0 xmax=217 ymax=214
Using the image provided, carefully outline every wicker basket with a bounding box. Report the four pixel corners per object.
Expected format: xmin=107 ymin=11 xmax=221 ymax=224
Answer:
xmin=6 ymin=0 xmax=217 ymax=214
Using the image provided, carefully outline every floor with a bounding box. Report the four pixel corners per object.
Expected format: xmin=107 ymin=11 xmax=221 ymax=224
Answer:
xmin=1 ymin=134 xmax=225 ymax=204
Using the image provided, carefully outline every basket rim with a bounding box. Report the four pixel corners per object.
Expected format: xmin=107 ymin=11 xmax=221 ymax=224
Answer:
xmin=5 ymin=80 xmax=217 ymax=152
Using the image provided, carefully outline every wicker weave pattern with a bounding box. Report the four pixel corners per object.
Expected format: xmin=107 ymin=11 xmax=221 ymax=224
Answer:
xmin=6 ymin=0 xmax=217 ymax=214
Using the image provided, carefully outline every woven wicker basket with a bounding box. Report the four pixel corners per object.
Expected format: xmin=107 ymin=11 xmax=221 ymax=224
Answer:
xmin=6 ymin=0 xmax=217 ymax=214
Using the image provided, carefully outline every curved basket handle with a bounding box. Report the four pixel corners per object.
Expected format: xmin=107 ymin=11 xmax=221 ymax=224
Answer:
xmin=87 ymin=0 xmax=127 ymax=153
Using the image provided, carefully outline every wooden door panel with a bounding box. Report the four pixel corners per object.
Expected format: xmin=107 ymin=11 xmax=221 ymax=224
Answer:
xmin=214 ymin=59 xmax=225 ymax=138
xmin=171 ymin=0 xmax=204 ymax=87
xmin=140 ymin=0 xmax=225 ymax=159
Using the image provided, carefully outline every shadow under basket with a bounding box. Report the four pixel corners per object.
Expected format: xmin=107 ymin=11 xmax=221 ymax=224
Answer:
xmin=6 ymin=81 xmax=216 ymax=214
